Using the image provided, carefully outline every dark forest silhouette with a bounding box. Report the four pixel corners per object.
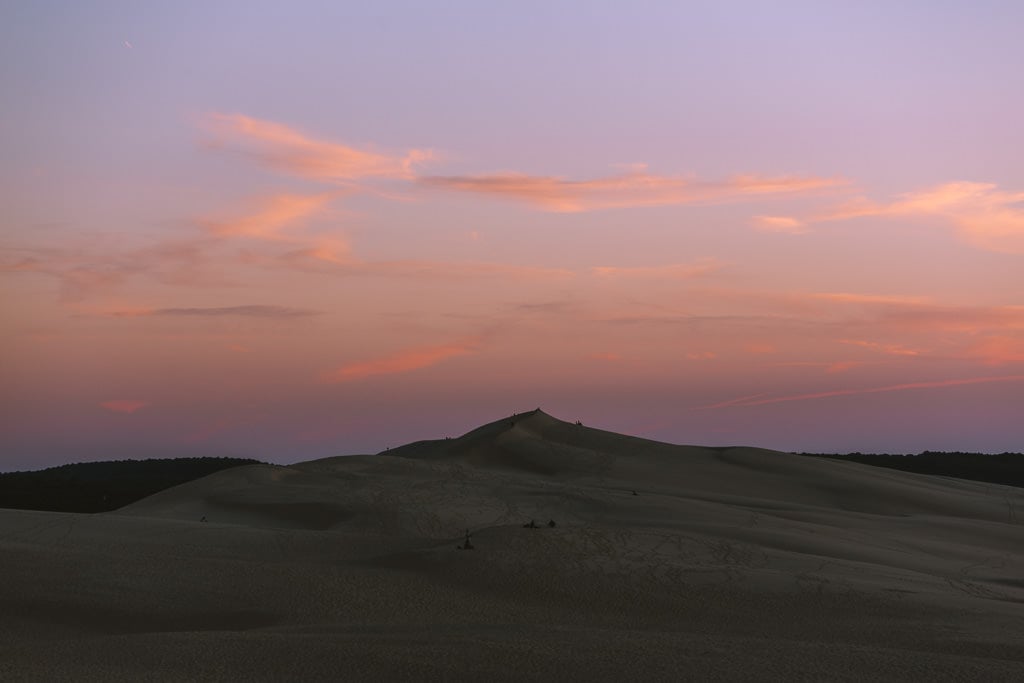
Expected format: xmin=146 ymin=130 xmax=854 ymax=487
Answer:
xmin=0 ymin=457 xmax=262 ymax=513
xmin=798 ymin=451 xmax=1024 ymax=489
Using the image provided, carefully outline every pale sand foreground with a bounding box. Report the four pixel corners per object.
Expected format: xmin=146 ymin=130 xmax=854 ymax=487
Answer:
xmin=2 ymin=410 xmax=1023 ymax=681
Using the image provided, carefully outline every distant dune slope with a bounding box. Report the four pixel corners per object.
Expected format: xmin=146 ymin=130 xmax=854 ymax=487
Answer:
xmin=118 ymin=410 xmax=1024 ymax=593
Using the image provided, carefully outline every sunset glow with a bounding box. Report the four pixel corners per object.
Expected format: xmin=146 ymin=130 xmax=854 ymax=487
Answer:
xmin=2 ymin=2 xmax=1022 ymax=469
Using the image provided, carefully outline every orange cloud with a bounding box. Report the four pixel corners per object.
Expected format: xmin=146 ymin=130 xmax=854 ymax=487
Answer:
xmin=202 ymin=192 xmax=338 ymax=240
xmin=321 ymin=339 xmax=481 ymax=383
xmin=204 ymin=113 xmax=431 ymax=182
xmin=967 ymin=336 xmax=1024 ymax=365
xmin=839 ymin=339 xmax=922 ymax=356
xmin=100 ymin=400 xmax=147 ymax=414
xmin=298 ymin=237 xmax=352 ymax=264
xmin=698 ymin=374 xmax=1024 ymax=409
xmin=801 ymin=181 xmax=1024 ymax=253
xmin=752 ymin=215 xmax=807 ymax=233
xmin=419 ymin=171 xmax=845 ymax=212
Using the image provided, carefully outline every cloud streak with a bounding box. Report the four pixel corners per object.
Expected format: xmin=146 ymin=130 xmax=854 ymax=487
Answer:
xmin=2 ymin=239 xmax=221 ymax=302
xmin=839 ymin=339 xmax=922 ymax=356
xmin=775 ymin=181 xmax=1024 ymax=253
xmin=202 ymin=192 xmax=339 ymax=241
xmin=112 ymin=305 xmax=322 ymax=318
xmin=591 ymin=258 xmax=723 ymax=280
xmin=752 ymin=215 xmax=807 ymax=234
xmin=204 ymin=113 xmax=432 ymax=183
xmin=419 ymin=171 xmax=846 ymax=212
xmin=321 ymin=339 xmax=481 ymax=383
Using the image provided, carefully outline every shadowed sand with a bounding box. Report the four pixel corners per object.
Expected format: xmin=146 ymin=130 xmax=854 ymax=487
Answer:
xmin=2 ymin=410 xmax=1023 ymax=680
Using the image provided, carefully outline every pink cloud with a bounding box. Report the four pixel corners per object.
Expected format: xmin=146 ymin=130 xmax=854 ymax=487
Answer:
xmin=202 ymin=192 xmax=338 ymax=241
xmin=751 ymin=215 xmax=807 ymax=234
xmin=204 ymin=113 xmax=432 ymax=182
xmin=321 ymin=339 xmax=481 ymax=383
xmin=100 ymin=400 xmax=148 ymax=414
xmin=966 ymin=336 xmax=1024 ymax=365
xmin=838 ymin=339 xmax=922 ymax=356
xmin=795 ymin=181 xmax=1024 ymax=253
xmin=825 ymin=360 xmax=864 ymax=374
xmin=419 ymin=171 xmax=846 ymax=212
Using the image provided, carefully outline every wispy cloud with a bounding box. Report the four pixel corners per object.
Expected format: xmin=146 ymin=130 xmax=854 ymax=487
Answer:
xmin=839 ymin=339 xmax=922 ymax=356
xmin=100 ymin=400 xmax=148 ymax=414
xmin=419 ymin=170 xmax=846 ymax=212
xmin=752 ymin=215 xmax=807 ymax=234
xmin=774 ymin=360 xmax=877 ymax=374
xmin=785 ymin=181 xmax=1024 ymax=253
xmin=697 ymin=392 xmax=770 ymax=409
xmin=966 ymin=336 xmax=1024 ymax=365
xmin=321 ymin=338 xmax=481 ymax=383
xmin=262 ymin=253 xmax=575 ymax=281
xmin=813 ymin=292 xmax=932 ymax=306
xmin=201 ymin=192 xmax=339 ymax=240
xmin=204 ymin=113 xmax=432 ymax=183
xmin=872 ymin=304 xmax=1024 ymax=333
xmin=109 ymin=305 xmax=321 ymax=318
xmin=2 ymin=239 xmax=220 ymax=302
xmin=697 ymin=375 xmax=1024 ymax=409
xmin=591 ymin=258 xmax=723 ymax=279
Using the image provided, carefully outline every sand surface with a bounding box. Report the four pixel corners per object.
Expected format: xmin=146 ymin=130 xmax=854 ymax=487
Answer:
xmin=2 ymin=410 xmax=1023 ymax=681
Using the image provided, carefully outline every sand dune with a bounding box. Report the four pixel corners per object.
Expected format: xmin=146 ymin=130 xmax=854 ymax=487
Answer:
xmin=2 ymin=410 xmax=1023 ymax=680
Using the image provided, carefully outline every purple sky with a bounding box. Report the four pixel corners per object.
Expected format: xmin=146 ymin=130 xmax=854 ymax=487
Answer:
xmin=2 ymin=1 xmax=1023 ymax=470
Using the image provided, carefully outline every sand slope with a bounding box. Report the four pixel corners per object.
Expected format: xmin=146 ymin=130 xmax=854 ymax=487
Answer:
xmin=2 ymin=410 xmax=1023 ymax=680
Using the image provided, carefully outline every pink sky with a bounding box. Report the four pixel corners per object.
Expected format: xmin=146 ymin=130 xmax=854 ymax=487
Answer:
xmin=2 ymin=2 xmax=1022 ymax=469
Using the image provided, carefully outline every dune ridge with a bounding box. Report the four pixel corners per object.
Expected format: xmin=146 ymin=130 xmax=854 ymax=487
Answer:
xmin=2 ymin=410 xmax=1023 ymax=680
